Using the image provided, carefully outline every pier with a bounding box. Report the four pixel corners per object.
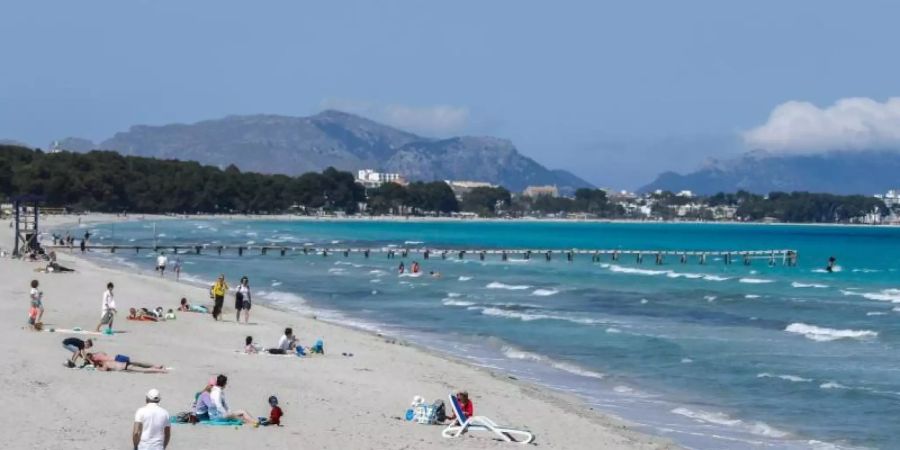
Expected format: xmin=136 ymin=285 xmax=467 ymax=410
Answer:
xmin=48 ymin=244 xmax=799 ymax=266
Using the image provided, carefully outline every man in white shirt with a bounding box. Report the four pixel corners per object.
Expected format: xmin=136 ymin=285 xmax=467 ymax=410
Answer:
xmin=277 ymin=327 xmax=298 ymax=352
xmin=95 ymin=282 xmax=117 ymax=333
xmin=133 ymin=388 xmax=170 ymax=450
xmin=156 ymin=253 xmax=168 ymax=277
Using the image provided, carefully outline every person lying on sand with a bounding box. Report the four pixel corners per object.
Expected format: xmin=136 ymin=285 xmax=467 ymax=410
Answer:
xmin=86 ymin=352 xmax=168 ymax=373
xmin=128 ymin=307 xmax=161 ymax=321
xmin=178 ymin=297 xmax=209 ymax=313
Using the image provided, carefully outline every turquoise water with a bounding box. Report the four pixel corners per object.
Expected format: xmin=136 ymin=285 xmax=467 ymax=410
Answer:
xmin=81 ymin=220 xmax=900 ymax=449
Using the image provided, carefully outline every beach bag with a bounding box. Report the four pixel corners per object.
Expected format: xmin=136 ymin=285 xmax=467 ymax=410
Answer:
xmin=174 ymin=411 xmax=197 ymax=424
xmin=431 ymin=399 xmax=446 ymax=423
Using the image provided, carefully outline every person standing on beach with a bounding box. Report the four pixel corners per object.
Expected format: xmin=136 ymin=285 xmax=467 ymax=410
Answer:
xmin=133 ymin=388 xmax=170 ymax=450
xmin=173 ymin=257 xmax=182 ymax=281
xmin=235 ymin=276 xmax=251 ymax=324
xmin=156 ymin=253 xmax=168 ymax=277
xmin=95 ymin=282 xmax=117 ymax=333
xmin=209 ymin=275 xmax=228 ymax=321
xmin=28 ymin=280 xmax=44 ymax=329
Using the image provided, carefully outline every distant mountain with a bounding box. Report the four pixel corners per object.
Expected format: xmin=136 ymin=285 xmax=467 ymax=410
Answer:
xmin=0 ymin=139 xmax=31 ymax=148
xmin=64 ymin=110 xmax=590 ymax=193
xmin=640 ymin=150 xmax=900 ymax=195
xmin=56 ymin=137 xmax=96 ymax=152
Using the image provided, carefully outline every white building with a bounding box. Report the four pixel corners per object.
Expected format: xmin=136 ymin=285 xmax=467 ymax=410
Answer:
xmin=875 ymin=189 xmax=900 ymax=208
xmin=357 ymin=170 xmax=405 ymax=188
xmin=523 ymin=185 xmax=559 ymax=198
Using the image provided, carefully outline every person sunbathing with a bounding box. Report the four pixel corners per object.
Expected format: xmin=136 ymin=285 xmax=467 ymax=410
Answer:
xmin=128 ymin=308 xmax=159 ymax=321
xmin=86 ymin=352 xmax=167 ymax=373
xmin=178 ymin=297 xmax=208 ymax=313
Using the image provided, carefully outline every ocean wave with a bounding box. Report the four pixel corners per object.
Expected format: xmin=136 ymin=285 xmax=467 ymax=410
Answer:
xmin=757 ymin=372 xmax=812 ymax=383
xmin=404 ymin=240 xmax=425 ymax=245
xmin=819 ymin=381 xmax=849 ymax=390
xmin=702 ymin=275 xmax=730 ymax=281
xmin=785 ymin=323 xmax=878 ymax=342
xmin=447 ymin=292 xmax=463 ymax=298
xmin=270 ymin=281 xmax=282 ymax=287
xmin=256 ymin=289 xmax=309 ymax=307
xmin=607 ymin=265 xmax=668 ymax=276
xmin=791 ymin=282 xmax=829 ymax=289
xmin=458 ymin=276 xmax=473 ymax=281
xmin=486 ymin=282 xmax=531 ymax=290
xmin=606 ymin=327 xmax=622 ymax=334
xmin=704 ymin=295 xmax=717 ymax=302
xmin=670 ymin=407 xmax=788 ymax=438
xmin=852 ymin=268 xmax=881 ymax=273
xmin=442 ymin=298 xmax=476 ymax=307
xmin=532 ymin=288 xmax=559 ymax=296
xmin=745 ymin=294 xmax=761 ymax=299
xmin=475 ymin=306 xmax=601 ymax=325
xmin=841 ymin=288 xmax=900 ymax=303
xmin=739 ymin=277 xmax=774 ymax=284
xmin=398 ymin=272 xmax=423 ymax=278
xmin=501 ymin=346 xmax=604 ymax=379
xmin=666 ymin=272 xmax=704 ymax=279
xmin=867 ymin=311 xmax=887 ymax=316
xmin=327 ymin=268 xmax=346 ymax=274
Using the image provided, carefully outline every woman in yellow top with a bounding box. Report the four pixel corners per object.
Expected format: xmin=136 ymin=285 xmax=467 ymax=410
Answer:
xmin=209 ymin=274 xmax=229 ymax=321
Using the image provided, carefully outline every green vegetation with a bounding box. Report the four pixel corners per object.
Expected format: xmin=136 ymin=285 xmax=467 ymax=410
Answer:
xmin=0 ymin=145 xmax=364 ymax=213
xmin=0 ymin=145 xmax=889 ymax=222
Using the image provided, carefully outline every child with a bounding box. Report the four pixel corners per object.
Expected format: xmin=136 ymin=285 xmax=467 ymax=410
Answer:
xmin=28 ymin=280 xmax=44 ymax=330
xmin=244 ymin=336 xmax=259 ymax=354
xmin=259 ymin=395 xmax=283 ymax=426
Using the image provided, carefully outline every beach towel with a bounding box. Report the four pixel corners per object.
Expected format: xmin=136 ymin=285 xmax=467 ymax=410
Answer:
xmin=170 ymin=417 xmax=243 ymax=426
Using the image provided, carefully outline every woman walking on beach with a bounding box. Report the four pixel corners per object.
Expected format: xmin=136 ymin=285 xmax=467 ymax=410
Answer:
xmin=210 ymin=274 xmax=228 ymax=321
xmin=95 ymin=282 xmax=117 ymax=333
xmin=235 ymin=276 xmax=251 ymax=324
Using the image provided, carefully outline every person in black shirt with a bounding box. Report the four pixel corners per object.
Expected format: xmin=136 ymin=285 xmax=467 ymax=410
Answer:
xmin=62 ymin=337 xmax=93 ymax=367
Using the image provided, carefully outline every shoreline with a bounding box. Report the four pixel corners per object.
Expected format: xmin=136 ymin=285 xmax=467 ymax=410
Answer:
xmin=1 ymin=213 xmax=676 ymax=449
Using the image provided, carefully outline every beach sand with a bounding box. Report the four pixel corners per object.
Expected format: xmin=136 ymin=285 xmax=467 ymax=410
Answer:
xmin=0 ymin=214 xmax=676 ymax=449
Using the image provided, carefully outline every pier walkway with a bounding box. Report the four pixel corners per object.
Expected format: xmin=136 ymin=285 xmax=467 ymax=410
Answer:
xmin=48 ymin=244 xmax=799 ymax=266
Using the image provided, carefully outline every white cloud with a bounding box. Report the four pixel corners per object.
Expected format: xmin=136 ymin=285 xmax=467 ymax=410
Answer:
xmin=319 ymin=99 xmax=469 ymax=136
xmin=743 ymin=97 xmax=900 ymax=153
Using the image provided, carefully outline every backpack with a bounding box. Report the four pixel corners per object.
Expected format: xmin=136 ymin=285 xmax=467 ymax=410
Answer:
xmin=431 ymin=399 xmax=446 ymax=423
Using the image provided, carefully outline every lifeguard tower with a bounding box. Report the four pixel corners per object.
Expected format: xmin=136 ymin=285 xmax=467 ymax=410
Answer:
xmin=11 ymin=195 xmax=44 ymax=257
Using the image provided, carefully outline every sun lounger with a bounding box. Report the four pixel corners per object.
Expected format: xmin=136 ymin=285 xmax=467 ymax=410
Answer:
xmin=441 ymin=394 xmax=535 ymax=444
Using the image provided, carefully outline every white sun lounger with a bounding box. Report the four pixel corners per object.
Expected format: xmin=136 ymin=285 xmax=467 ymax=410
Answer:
xmin=441 ymin=394 xmax=535 ymax=444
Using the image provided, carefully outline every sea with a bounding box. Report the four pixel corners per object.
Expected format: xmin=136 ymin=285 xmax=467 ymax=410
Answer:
xmin=72 ymin=219 xmax=900 ymax=449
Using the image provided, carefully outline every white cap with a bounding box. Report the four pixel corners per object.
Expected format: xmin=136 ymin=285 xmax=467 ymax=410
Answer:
xmin=146 ymin=389 xmax=161 ymax=402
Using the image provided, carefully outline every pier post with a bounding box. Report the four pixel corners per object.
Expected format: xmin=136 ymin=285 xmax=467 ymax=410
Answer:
xmin=502 ymin=251 xmax=507 ymax=261
xmin=480 ymin=251 xmax=485 ymax=261
xmin=261 ymin=247 xmax=267 ymax=256
xmin=700 ymin=253 xmax=706 ymax=265
xmin=636 ymin=253 xmax=643 ymax=264
xmin=680 ymin=254 xmax=687 ymax=264
xmin=280 ymin=248 xmax=286 ymax=257
xmin=238 ymin=247 xmax=243 ymax=256
xmin=343 ymin=250 xmax=349 ymax=257
xmin=424 ymin=250 xmax=430 ymax=260
xmin=217 ymin=246 xmax=223 ymax=256
xmin=567 ymin=251 xmax=573 ymax=262
xmin=364 ymin=249 xmax=370 ymax=258
xmin=458 ymin=251 xmax=465 ymax=260
xmin=111 ymin=246 xmax=116 ymax=254
xmin=195 ymin=246 xmax=202 ymax=255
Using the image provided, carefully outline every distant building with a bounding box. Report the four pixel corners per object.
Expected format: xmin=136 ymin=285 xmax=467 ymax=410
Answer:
xmin=676 ymin=190 xmax=694 ymax=198
xmin=445 ymin=180 xmax=497 ymax=199
xmin=356 ymin=169 xmax=405 ymax=188
xmin=523 ymin=185 xmax=559 ymax=198
xmin=875 ymin=189 xmax=900 ymax=208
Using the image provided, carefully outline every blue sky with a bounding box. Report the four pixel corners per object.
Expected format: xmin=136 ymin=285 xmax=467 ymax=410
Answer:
xmin=2 ymin=0 xmax=899 ymax=188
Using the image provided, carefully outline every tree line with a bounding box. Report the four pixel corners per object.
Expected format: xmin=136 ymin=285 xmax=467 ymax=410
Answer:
xmin=0 ymin=145 xmax=889 ymax=222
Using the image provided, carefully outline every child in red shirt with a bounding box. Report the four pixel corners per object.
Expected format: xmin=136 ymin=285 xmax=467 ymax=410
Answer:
xmin=260 ymin=395 xmax=283 ymax=426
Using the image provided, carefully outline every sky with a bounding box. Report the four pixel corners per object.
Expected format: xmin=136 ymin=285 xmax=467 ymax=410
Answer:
xmin=2 ymin=0 xmax=900 ymax=189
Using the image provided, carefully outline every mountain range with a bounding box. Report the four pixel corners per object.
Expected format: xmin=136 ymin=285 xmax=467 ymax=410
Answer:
xmin=640 ymin=149 xmax=900 ymax=195
xmin=53 ymin=111 xmax=592 ymax=193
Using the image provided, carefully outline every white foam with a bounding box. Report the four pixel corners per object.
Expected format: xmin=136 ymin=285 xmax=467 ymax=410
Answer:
xmin=486 ymin=282 xmax=531 ymax=290
xmin=670 ymin=408 xmax=788 ymax=438
xmin=704 ymin=295 xmax=717 ymax=302
xmin=867 ymin=311 xmax=887 ymax=316
xmin=458 ymin=276 xmax=473 ymax=281
xmin=606 ymin=327 xmax=622 ymax=334
xmin=744 ymin=294 xmax=761 ymax=299
xmin=327 ymin=268 xmax=345 ymax=274
xmin=447 ymin=292 xmax=463 ymax=298
xmin=666 ymin=271 xmax=704 ymax=279
xmin=819 ymin=381 xmax=849 ymax=390
xmin=501 ymin=346 xmax=604 ymax=379
xmin=270 ymin=281 xmax=282 ymax=287
xmin=785 ymin=323 xmax=878 ymax=342
xmin=398 ymin=272 xmax=423 ymax=278
xmin=476 ymin=307 xmax=601 ymax=325
xmin=607 ymin=264 xmax=668 ymax=276
xmin=256 ymin=290 xmax=309 ymax=308
xmin=404 ymin=240 xmax=424 ymax=245
xmin=640 ymin=299 xmax=649 ymax=304
xmin=613 ymin=385 xmax=634 ymax=393
xmin=681 ymin=358 xmax=693 ymax=364
xmin=852 ymin=268 xmax=881 ymax=273
xmin=757 ymin=373 xmax=812 ymax=383
xmin=842 ymin=288 xmax=900 ymax=303
xmin=791 ymin=282 xmax=829 ymax=288
xmin=532 ymin=288 xmax=559 ymax=296
xmin=442 ymin=298 xmax=476 ymax=307
xmin=370 ymin=279 xmax=381 ymax=283
xmin=702 ymin=275 xmax=730 ymax=281
xmin=739 ymin=277 xmax=774 ymax=284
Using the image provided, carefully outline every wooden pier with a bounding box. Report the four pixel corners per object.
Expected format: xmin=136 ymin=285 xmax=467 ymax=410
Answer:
xmin=48 ymin=244 xmax=799 ymax=266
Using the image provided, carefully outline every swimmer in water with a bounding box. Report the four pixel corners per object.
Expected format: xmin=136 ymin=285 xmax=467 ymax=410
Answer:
xmin=398 ymin=262 xmax=405 ymax=274
xmin=430 ymin=271 xmax=441 ymax=278
xmin=826 ymin=256 xmax=836 ymax=273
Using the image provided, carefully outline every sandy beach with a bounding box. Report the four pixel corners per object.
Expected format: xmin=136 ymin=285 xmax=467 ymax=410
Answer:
xmin=1 ymin=214 xmax=676 ymax=449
